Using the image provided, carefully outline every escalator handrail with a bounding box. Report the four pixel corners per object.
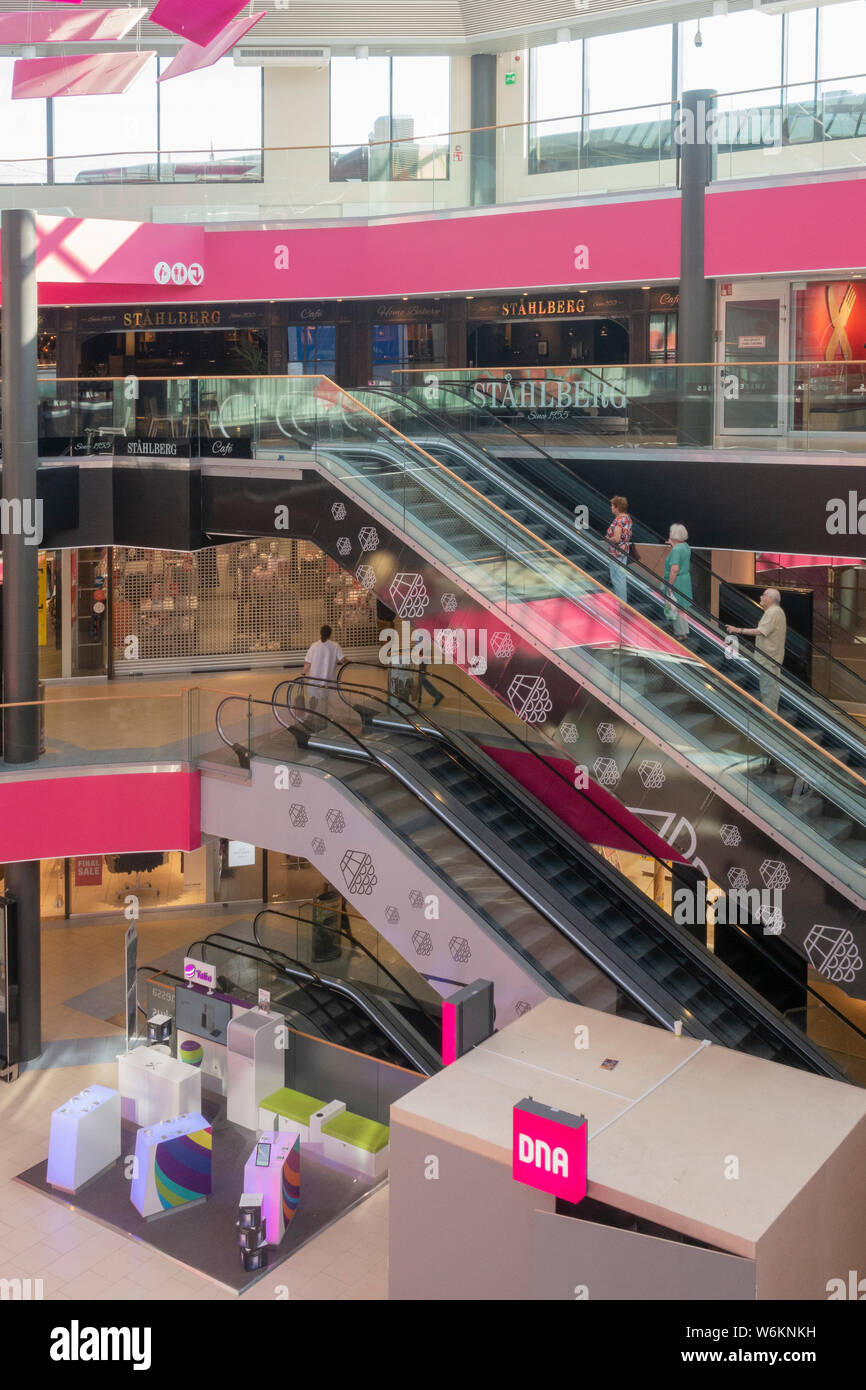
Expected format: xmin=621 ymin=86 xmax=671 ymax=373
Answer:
xmin=189 ymin=930 xmax=437 ymax=1073
xmin=423 ymin=376 xmax=866 ymax=732
xmin=252 ymin=905 xmax=438 ymax=1029
xmin=266 ymin=672 xmax=854 ymax=1073
xmin=318 ymin=398 xmax=866 ymax=805
xmin=330 ymin=659 xmax=866 ymax=1054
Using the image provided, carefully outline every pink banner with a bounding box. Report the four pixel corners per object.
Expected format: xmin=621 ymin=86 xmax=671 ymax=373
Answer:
xmin=0 ymin=216 xmax=205 ymax=287
xmin=0 ymin=770 xmax=200 ymax=864
xmin=12 ymin=51 xmax=154 ymax=100
xmin=0 ymin=197 xmax=680 ymax=304
xmin=706 ymin=179 xmax=866 ymax=278
xmin=0 ymin=8 xmax=144 ymax=42
xmin=159 ymin=13 xmax=265 ymax=81
xmin=151 ymin=0 xmax=248 ymax=47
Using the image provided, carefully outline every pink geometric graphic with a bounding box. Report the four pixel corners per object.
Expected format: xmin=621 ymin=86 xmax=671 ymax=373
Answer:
xmin=12 ymin=52 xmax=154 ymax=100
xmin=158 ymin=12 xmax=265 ymax=82
xmin=151 ymin=0 xmax=249 ymax=47
xmin=0 ymin=9 xmax=144 ymax=43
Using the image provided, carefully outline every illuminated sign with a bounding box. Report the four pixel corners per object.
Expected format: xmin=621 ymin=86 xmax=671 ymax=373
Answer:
xmin=512 ymin=1097 xmax=587 ymax=1204
xmin=183 ymin=956 xmax=216 ymax=991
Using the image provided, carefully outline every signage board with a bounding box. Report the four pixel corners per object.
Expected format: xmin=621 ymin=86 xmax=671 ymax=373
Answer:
xmin=227 ymin=840 xmax=256 ymax=868
xmin=183 ymin=956 xmax=217 ymax=991
xmin=74 ymin=856 xmax=103 ymax=886
xmin=512 ymin=1097 xmax=587 ymax=1204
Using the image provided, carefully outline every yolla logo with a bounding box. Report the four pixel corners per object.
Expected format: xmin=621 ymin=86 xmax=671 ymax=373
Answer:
xmin=826 ymin=492 xmax=866 ymax=535
xmin=517 ymin=1133 xmax=569 ymax=1177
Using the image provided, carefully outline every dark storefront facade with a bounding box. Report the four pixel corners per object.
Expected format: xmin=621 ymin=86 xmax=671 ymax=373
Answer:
xmin=27 ymin=286 xmax=679 ymax=392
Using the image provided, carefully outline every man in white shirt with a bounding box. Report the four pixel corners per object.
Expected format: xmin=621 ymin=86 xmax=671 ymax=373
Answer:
xmin=303 ymin=624 xmax=345 ymax=716
xmin=726 ymin=588 xmax=787 ymax=715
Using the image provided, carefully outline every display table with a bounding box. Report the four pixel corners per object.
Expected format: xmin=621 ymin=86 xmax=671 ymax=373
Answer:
xmin=130 ymin=1111 xmax=212 ymax=1219
xmin=241 ymin=1128 xmax=301 ymax=1244
xmin=47 ymin=1085 xmax=121 ymax=1194
xmin=117 ymin=1045 xmax=202 ymax=1128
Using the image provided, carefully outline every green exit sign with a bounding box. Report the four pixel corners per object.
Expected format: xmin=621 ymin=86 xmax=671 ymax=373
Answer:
xmin=505 ymin=72 xmax=517 ymax=85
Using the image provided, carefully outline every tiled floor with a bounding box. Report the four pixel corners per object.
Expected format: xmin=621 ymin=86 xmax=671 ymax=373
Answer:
xmin=0 ymin=1063 xmax=389 ymax=1302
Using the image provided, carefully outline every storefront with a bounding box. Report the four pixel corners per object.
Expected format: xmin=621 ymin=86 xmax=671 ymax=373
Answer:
xmin=466 ymin=286 xmax=677 ymax=369
xmin=369 ymin=299 xmax=449 ymax=384
xmin=716 ymin=278 xmax=866 ymax=437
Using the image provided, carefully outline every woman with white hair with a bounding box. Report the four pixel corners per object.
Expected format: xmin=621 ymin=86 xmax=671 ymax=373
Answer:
xmin=664 ymin=523 xmax=693 ymax=639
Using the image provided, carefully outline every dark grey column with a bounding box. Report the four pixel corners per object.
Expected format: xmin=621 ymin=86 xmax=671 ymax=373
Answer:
xmin=1 ymin=209 xmax=42 ymax=1064
xmin=470 ymin=54 xmax=496 ymax=207
xmin=678 ymin=89 xmax=716 ymax=445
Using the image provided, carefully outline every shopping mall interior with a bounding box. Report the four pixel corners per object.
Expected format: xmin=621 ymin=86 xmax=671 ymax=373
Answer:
xmin=0 ymin=0 xmax=865 ymax=1341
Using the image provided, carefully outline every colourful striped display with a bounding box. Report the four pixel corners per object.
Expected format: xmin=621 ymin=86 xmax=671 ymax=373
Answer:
xmin=179 ymin=1039 xmax=204 ymax=1068
xmin=281 ymin=1137 xmax=300 ymax=1230
xmin=154 ymin=1127 xmax=213 ymax=1210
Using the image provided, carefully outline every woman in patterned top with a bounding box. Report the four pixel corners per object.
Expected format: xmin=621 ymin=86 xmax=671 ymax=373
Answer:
xmin=605 ymin=495 xmax=632 ymax=602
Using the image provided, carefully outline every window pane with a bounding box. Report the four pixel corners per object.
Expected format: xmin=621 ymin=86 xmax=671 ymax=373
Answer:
xmin=330 ymin=55 xmax=391 ymax=148
xmin=785 ymin=10 xmax=817 ymax=88
xmin=391 ymin=55 xmax=450 ymax=178
xmin=682 ymin=12 xmax=783 ymax=106
xmin=819 ymin=2 xmax=866 ymax=80
xmin=158 ymin=59 xmax=262 ymax=181
xmin=0 ymin=57 xmax=47 ymax=182
xmin=586 ymin=25 xmax=672 ymax=123
xmin=531 ymin=41 xmax=583 ymax=133
xmin=52 ymin=56 xmax=158 ymax=183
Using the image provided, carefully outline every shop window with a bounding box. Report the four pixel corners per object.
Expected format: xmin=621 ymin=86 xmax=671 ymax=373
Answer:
xmin=0 ymin=57 xmax=48 ymax=183
xmin=649 ymin=312 xmax=678 ymax=363
xmin=330 ymin=55 xmax=450 ymax=181
xmin=371 ymin=322 xmax=446 ymax=384
xmin=288 ymin=325 xmax=336 ymax=379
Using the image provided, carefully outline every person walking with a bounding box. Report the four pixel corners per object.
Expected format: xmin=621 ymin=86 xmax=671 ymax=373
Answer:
xmin=664 ymin=524 xmax=693 ymax=640
xmin=605 ymin=495 xmax=632 ymax=602
xmin=726 ymin=588 xmax=787 ymax=715
xmin=303 ymin=624 xmax=345 ymax=717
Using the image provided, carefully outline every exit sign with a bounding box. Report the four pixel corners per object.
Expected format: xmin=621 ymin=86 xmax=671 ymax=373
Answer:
xmin=505 ymin=72 xmax=517 ymax=85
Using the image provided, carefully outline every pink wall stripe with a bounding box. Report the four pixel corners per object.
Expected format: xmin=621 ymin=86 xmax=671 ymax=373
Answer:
xmin=0 ymin=770 xmax=200 ymax=864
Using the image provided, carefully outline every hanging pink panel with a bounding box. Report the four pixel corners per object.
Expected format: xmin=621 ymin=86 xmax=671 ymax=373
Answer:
xmin=151 ymin=0 xmax=250 ymax=47
xmin=0 ymin=9 xmax=145 ymax=42
xmin=158 ymin=12 xmax=265 ymax=82
xmin=12 ymin=52 xmax=155 ymax=100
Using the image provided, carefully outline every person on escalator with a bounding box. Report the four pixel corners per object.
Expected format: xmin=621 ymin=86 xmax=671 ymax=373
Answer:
xmin=726 ymin=589 xmax=787 ymax=716
xmin=664 ymin=524 xmax=693 ymax=640
xmin=606 ymin=496 xmax=632 ymax=602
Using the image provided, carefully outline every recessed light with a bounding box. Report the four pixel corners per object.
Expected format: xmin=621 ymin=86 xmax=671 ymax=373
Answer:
xmin=641 ymin=285 xmax=651 ymax=290
xmin=466 ymin=295 xmax=475 ymax=300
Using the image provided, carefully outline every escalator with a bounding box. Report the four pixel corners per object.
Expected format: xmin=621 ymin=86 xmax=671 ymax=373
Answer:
xmin=215 ymin=679 xmax=866 ymax=1082
xmin=286 ymin=390 xmax=866 ymax=916
xmin=185 ymin=918 xmax=442 ymax=1075
xmin=381 ymin=379 xmax=866 ymax=766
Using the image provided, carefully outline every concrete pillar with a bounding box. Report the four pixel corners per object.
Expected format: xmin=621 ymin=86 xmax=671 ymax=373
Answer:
xmin=678 ymin=90 xmax=717 ymax=446
xmin=470 ymin=54 xmax=497 ymax=207
xmin=1 ymin=208 xmax=42 ymax=1064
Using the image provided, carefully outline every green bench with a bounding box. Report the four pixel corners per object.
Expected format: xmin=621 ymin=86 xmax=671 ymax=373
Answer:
xmin=321 ymin=1108 xmax=390 ymax=1178
xmin=258 ymin=1087 xmax=325 ymax=1138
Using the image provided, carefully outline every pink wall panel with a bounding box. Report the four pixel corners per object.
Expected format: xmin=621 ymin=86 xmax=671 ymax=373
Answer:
xmin=706 ymin=179 xmax=866 ymax=278
xmin=0 ymin=770 xmax=200 ymax=864
xmin=0 ymin=217 xmax=205 ymax=288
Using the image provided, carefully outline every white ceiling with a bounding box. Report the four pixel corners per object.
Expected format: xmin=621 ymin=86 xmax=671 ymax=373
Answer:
xmin=0 ymin=0 xmax=831 ymax=55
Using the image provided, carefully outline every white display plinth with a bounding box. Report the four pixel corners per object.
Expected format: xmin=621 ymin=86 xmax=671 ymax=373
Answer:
xmin=117 ymin=1044 xmax=202 ymax=1129
xmin=47 ymin=1085 xmax=121 ymax=1194
xmin=242 ymin=1128 xmax=301 ymax=1244
xmin=226 ymin=1009 xmax=283 ymax=1130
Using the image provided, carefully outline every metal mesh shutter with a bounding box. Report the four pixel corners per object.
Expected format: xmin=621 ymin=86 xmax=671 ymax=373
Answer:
xmin=112 ymin=539 xmax=380 ymax=675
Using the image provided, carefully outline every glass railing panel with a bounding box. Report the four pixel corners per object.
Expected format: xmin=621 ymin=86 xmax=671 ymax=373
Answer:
xmin=0 ymin=690 xmax=189 ymax=771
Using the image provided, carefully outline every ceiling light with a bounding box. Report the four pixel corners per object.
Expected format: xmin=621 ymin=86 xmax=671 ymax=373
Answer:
xmin=355 ymin=44 xmax=369 ymax=60
xmin=694 ymin=23 xmax=703 ymax=48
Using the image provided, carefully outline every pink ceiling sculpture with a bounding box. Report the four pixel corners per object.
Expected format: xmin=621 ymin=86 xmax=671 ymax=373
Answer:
xmin=158 ymin=12 xmax=265 ymax=82
xmin=0 ymin=9 xmax=146 ymax=43
xmin=12 ymin=52 xmax=155 ymax=101
xmin=151 ymin=0 xmax=252 ymax=48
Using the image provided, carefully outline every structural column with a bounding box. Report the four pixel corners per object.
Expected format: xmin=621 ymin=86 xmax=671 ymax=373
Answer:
xmin=470 ymin=54 xmax=497 ymax=207
xmin=678 ymin=89 xmax=717 ymax=446
xmin=2 ymin=208 xmax=42 ymax=1064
